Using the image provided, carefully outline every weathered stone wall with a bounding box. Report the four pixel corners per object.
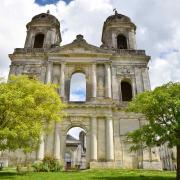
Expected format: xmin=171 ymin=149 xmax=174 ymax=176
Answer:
xmin=5 ymin=12 xmax=166 ymax=170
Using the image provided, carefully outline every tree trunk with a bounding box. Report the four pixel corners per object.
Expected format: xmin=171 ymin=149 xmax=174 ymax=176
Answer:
xmin=177 ymin=144 xmax=180 ymax=180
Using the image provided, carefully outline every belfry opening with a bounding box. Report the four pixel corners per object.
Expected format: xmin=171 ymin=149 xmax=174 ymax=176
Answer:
xmin=33 ymin=33 xmax=45 ymax=48
xmin=117 ymin=34 xmax=128 ymax=49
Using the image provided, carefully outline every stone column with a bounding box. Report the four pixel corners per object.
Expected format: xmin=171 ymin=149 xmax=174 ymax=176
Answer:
xmin=54 ymin=122 xmax=61 ymax=160
xmin=119 ymin=78 xmax=122 ymax=101
xmin=91 ymin=116 xmax=97 ymax=161
xmin=105 ymin=64 xmax=112 ymax=98
xmin=112 ymin=67 xmax=119 ymax=100
xmin=46 ymin=62 xmax=53 ymax=83
xmin=129 ymin=30 xmax=137 ymax=49
xmin=106 ymin=117 xmax=114 ymax=161
xmin=135 ymin=67 xmax=143 ymax=93
xmin=37 ymin=134 xmax=44 ymax=160
xmin=112 ymin=32 xmax=116 ymax=48
xmin=60 ymin=62 xmax=65 ymax=99
xmin=132 ymin=77 xmax=136 ymax=97
xmin=92 ymin=64 xmax=97 ymax=99
xmin=142 ymin=68 xmax=151 ymax=91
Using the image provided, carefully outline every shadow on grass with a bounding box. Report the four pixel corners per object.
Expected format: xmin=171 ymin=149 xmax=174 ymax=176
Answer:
xmin=0 ymin=172 xmax=27 ymax=179
xmin=92 ymin=176 xmax=175 ymax=180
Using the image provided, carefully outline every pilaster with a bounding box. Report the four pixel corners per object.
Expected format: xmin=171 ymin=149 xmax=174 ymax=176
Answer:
xmin=142 ymin=68 xmax=151 ymax=91
xmin=112 ymin=67 xmax=119 ymax=101
xmin=54 ymin=122 xmax=61 ymax=160
xmin=105 ymin=64 xmax=112 ymax=98
xmin=91 ymin=116 xmax=97 ymax=161
xmin=37 ymin=134 xmax=44 ymax=160
xmin=46 ymin=62 xmax=53 ymax=83
xmin=106 ymin=116 xmax=114 ymax=161
xmin=60 ymin=62 xmax=65 ymax=99
xmin=92 ymin=64 xmax=97 ymax=99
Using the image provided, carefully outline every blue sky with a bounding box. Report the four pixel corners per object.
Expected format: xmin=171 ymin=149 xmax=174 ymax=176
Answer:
xmin=35 ymin=0 xmax=72 ymax=5
xmin=70 ymin=73 xmax=86 ymax=101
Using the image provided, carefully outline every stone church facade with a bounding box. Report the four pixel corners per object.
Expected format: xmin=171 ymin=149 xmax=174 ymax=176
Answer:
xmin=7 ymin=11 xmax=164 ymax=169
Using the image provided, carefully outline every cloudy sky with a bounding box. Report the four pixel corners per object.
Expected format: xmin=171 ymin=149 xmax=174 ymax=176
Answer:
xmin=0 ymin=0 xmax=180 ymax=90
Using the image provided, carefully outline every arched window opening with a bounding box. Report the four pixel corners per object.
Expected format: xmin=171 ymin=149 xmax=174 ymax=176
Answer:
xmin=117 ymin=34 xmax=128 ymax=49
xmin=65 ymin=127 xmax=86 ymax=170
xmin=121 ymin=81 xmax=132 ymax=101
xmin=33 ymin=33 xmax=44 ymax=48
xmin=69 ymin=73 xmax=86 ymax=102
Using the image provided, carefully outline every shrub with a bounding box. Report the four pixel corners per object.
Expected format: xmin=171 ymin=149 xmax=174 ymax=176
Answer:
xmin=32 ymin=155 xmax=63 ymax=172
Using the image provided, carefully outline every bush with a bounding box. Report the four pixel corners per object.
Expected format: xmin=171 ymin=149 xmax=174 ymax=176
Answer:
xmin=32 ymin=155 xmax=63 ymax=172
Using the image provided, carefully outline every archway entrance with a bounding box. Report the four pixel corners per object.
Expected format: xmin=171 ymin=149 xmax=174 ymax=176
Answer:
xmin=65 ymin=127 xmax=86 ymax=170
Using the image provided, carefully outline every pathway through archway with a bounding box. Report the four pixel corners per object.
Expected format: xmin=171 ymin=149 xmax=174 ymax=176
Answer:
xmin=65 ymin=127 xmax=86 ymax=170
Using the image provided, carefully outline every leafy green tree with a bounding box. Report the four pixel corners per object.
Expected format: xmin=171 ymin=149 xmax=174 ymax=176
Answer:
xmin=0 ymin=75 xmax=65 ymax=153
xmin=127 ymin=82 xmax=180 ymax=180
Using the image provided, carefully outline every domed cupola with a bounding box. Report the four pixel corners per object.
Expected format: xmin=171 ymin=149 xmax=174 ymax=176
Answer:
xmin=101 ymin=10 xmax=137 ymax=50
xmin=24 ymin=11 xmax=61 ymax=49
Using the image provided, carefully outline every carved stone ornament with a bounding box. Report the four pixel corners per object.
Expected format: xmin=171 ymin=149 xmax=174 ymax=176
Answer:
xmin=117 ymin=66 xmax=134 ymax=75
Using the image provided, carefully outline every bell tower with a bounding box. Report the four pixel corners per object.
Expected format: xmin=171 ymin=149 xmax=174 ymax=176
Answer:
xmin=101 ymin=10 xmax=136 ymax=49
xmin=24 ymin=11 xmax=61 ymax=49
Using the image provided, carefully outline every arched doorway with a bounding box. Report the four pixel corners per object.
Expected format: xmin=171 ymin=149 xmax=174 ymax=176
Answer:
xmin=65 ymin=127 xmax=86 ymax=170
xmin=117 ymin=34 xmax=128 ymax=49
xmin=69 ymin=73 xmax=86 ymax=102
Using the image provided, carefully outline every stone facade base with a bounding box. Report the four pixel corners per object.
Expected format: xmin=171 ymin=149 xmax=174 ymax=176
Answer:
xmin=90 ymin=162 xmax=115 ymax=169
xmin=90 ymin=162 xmax=118 ymax=169
xmin=90 ymin=161 xmax=162 ymax=170
xmin=142 ymin=161 xmax=162 ymax=170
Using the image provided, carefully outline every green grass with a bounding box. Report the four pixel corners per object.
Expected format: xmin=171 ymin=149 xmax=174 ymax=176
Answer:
xmin=0 ymin=168 xmax=176 ymax=180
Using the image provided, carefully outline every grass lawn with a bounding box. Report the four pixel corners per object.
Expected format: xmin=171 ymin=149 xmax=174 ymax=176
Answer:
xmin=0 ymin=168 xmax=176 ymax=180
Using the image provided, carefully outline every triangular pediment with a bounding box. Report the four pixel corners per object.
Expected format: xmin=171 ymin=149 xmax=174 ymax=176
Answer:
xmin=49 ymin=34 xmax=109 ymax=54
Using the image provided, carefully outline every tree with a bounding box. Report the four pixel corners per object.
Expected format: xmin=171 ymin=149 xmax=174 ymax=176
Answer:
xmin=0 ymin=75 xmax=65 ymax=153
xmin=126 ymin=82 xmax=180 ymax=180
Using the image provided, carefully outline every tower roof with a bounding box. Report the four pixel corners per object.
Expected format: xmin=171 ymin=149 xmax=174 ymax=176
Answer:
xmin=103 ymin=10 xmax=136 ymax=30
xmin=26 ymin=12 xmax=60 ymax=29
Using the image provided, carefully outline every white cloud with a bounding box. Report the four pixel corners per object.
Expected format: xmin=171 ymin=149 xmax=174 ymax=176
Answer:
xmin=67 ymin=127 xmax=85 ymax=140
xmin=149 ymin=50 xmax=180 ymax=89
xmin=69 ymin=73 xmax=86 ymax=101
xmin=0 ymin=0 xmax=180 ymax=88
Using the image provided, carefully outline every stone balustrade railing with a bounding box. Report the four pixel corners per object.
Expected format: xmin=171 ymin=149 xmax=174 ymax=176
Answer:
xmin=14 ymin=48 xmax=46 ymax=53
xmin=114 ymin=49 xmax=146 ymax=55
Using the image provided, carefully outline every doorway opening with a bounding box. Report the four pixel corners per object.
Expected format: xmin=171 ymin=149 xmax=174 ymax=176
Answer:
xmin=65 ymin=127 xmax=86 ymax=170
